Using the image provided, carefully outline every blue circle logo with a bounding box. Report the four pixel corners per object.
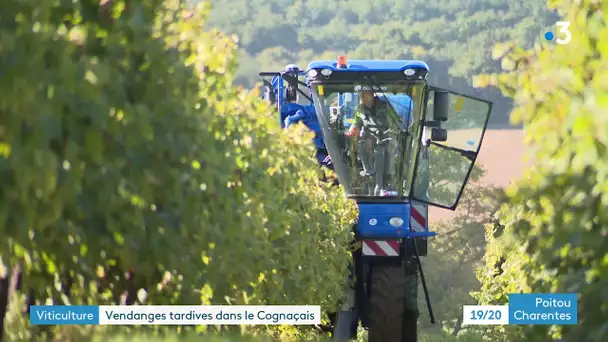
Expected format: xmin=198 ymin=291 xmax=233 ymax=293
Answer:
xmin=544 ymin=31 xmax=554 ymax=41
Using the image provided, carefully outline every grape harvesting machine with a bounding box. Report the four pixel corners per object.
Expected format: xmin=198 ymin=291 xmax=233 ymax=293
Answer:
xmin=259 ymin=56 xmax=492 ymax=342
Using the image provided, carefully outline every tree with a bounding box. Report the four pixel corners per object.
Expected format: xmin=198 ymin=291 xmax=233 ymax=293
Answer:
xmin=472 ymin=0 xmax=608 ymax=340
xmin=0 ymin=0 xmax=357 ymax=340
xmin=204 ymin=0 xmax=559 ymax=128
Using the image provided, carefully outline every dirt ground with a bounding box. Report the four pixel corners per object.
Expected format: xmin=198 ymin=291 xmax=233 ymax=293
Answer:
xmin=429 ymin=129 xmax=525 ymax=222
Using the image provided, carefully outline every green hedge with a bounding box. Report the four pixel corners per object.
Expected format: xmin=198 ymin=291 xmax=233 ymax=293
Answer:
xmin=472 ymin=0 xmax=607 ymax=341
xmin=0 ymin=0 xmax=356 ymax=340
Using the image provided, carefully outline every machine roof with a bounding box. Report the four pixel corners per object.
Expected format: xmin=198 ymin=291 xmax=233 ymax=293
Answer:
xmin=306 ymin=60 xmax=429 ymax=72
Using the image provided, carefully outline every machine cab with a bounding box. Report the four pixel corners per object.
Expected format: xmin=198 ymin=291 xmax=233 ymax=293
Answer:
xmin=306 ymin=57 xmax=492 ymax=210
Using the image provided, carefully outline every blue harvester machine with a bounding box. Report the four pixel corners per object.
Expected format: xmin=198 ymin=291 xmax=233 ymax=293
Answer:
xmin=259 ymin=56 xmax=492 ymax=342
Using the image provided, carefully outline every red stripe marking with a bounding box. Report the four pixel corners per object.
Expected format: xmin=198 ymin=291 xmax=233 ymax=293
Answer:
xmin=411 ymin=207 xmax=426 ymax=226
xmin=365 ymin=241 xmax=386 ymax=255
xmin=386 ymin=240 xmax=400 ymax=252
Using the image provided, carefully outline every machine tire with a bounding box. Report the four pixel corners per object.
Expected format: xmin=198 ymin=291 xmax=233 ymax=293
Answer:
xmin=367 ymin=262 xmax=418 ymax=342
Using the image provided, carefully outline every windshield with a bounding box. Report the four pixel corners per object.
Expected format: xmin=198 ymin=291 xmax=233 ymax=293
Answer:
xmin=311 ymin=82 xmax=425 ymax=199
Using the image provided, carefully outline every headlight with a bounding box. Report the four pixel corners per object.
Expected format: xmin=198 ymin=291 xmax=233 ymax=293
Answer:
xmin=389 ymin=217 xmax=404 ymax=227
xmin=403 ymin=68 xmax=416 ymax=76
xmin=320 ymin=68 xmax=332 ymax=76
xmin=307 ymin=69 xmax=318 ymax=78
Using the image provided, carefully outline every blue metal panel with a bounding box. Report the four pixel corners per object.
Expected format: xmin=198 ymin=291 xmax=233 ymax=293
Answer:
xmin=357 ymin=203 xmax=436 ymax=239
xmin=306 ymin=60 xmax=430 ymax=72
xmin=278 ymin=77 xmax=284 ymax=111
xmin=357 ymin=203 xmax=410 ymax=238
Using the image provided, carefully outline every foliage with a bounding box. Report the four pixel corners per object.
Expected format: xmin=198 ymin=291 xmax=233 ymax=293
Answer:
xmin=470 ymin=207 xmax=527 ymax=342
xmin=203 ymin=0 xmax=560 ymax=127
xmin=0 ymin=0 xmax=357 ymax=340
xmin=472 ymin=0 xmax=608 ymax=341
xmin=2 ymin=326 xmax=486 ymax=342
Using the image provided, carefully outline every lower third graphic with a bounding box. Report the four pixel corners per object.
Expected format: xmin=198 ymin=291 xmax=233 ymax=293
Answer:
xmin=463 ymin=293 xmax=578 ymax=325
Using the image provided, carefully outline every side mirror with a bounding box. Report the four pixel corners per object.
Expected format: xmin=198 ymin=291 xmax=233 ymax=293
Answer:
xmin=431 ymin=128 xmax=447 ymax=142
xmin=433 ymin=91 xmax=449 ymax=122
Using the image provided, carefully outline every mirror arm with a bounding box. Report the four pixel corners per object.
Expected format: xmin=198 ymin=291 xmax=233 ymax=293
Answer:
xmin=429 ymin=141 xmax=477 ymax=162
xmin=423 ymin=120 xmax=442 ymax=128
xmin=460 ymin=150 xmax=476 ymax=162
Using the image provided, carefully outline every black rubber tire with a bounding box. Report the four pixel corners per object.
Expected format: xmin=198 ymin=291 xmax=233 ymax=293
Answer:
xmin=367 ymin=262 xmax=418 ymax=342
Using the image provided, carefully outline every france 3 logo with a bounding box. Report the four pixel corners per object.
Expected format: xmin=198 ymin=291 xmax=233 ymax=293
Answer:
xmin=544 ymin=21 xmax=571 ymax=45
